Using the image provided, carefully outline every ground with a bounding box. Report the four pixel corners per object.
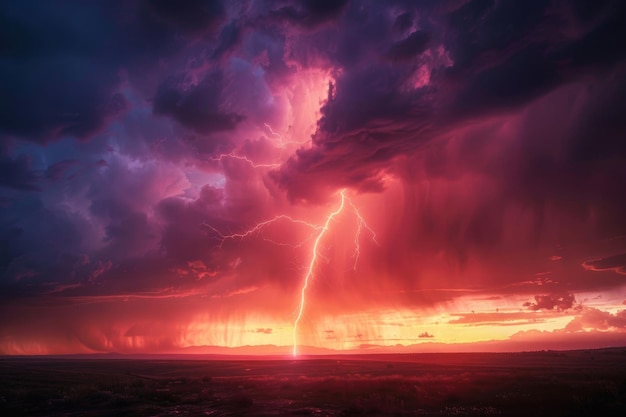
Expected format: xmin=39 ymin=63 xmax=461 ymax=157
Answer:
xmin=1 ymin=348 xmax=626 ymax=416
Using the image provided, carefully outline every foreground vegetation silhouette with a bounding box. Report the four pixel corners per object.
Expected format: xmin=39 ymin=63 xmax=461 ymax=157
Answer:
xmin=1 ymin=348 xmax=625 ymax=416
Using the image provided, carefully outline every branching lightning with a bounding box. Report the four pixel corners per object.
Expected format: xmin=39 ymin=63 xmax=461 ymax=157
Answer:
xmin=263 ymin=123 xmax=306 ymax=149
xmin=211 ymin=153 xmax=280 ymax=169
xmin=263 ymin=122 xmax=283 ymax=146
xmin=210 ymin=123 xmax=301 ymax=169
xmin=203 ymin=189 xmax=377 ymax=357
xmin=348 ymin=198 xmax=379 ymax=271
xmin=204 ymin=124 xmax=377 ymax=357
xmin=202 ymin=215 xmax=321 ymax=248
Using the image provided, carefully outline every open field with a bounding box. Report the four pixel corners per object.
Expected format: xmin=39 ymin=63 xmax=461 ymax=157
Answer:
xmin=1 ymin=348 xmax=626 ymax=416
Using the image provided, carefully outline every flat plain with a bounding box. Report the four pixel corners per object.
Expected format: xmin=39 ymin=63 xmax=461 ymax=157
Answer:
xmin=1 ymin=348 xmax=625 ymax=416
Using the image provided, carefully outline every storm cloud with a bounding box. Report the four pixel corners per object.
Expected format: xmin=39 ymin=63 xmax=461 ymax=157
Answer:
xmin=1 ymin=0 xmax=626 ymax=354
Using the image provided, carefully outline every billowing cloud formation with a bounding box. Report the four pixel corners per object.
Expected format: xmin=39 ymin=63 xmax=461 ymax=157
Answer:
xmin=565 ymin=308 xmax=626 ymax=332
xmin=272 ymin=0 xmax=626 ymax=203
xmin=1 ymin=0 xmax=626 ymax=354
xmin=153 ymin=72 xmax=245 ymax=135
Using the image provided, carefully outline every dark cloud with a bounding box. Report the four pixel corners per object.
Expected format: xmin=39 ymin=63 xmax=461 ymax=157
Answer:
xmin=45 ymin=160 xmax=78 ymax=182
xmin=270 ymin=0 xmax=349 ymax=29
xmin=449 ymin=44 xmax=559 ymax=117
xmin=444 ymin=0 xmax=626 ymax=119
xmin=1 ymin=0 xmax=626 ymax=355
xmin=561 ymin=0 xmax=626 ymax=68
xmin=102 ymin=210 xmax=155 ymax=256
xmin=271 ymin=0 xmax=626 ymax=205
xmin=156 ymin=177 xmax=315 ymax=293
xmin=393 ymin=11 xmax=414 ymax=34
xmin=157 ymin=186 xmax=224 ymax=263
xmin=212 ymin=20 xmax=242 ymax=59
xmin=0 ymin=0 xmax=231 ymax=144
xmin=0 ymin=1 xmax=131 ymax=143
xmin=271 ymin=70 xmax=432 ymax=201
xmin=0 ymin=150 xmax=40 ymax=191
xmin=523 ymin=294 xmax=576 ymax=311
xmin=38 ymin=256 xmax=201 ymax=299
xmin=418 ymin=332 xmax=434 ymax=338
xmin=386 ymin=31 xmax=431 ymax=62
xmin=153 ymin=72 xmax=245 ymax=135
xmin=444 ymin=0 xmax=550 ymax=70
xmin=583 ymin=253 xmax=626 ymax=275
xmin=0 ymin=196 xmax=90 ymax=293
xmin=145 ymin=0 xmax=225 ymax=36
xmin=0 ymin=221 xmax=22 ymax=278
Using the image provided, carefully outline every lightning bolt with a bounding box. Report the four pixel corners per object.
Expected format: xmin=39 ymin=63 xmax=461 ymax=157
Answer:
xmin=200 ymin=99 xmax=379 ymax=353
xmin=203 ymin=189 xmax=377 ymax=357
xmin=263 ymin=122 xmax=283 ymax=145
xmin=291 ymin=192 xmax=377 ymax=355
xmin=292 ymin=191 xmax=346 ymax=356
xmin=264 ymin=123 xmax=306 ymax=150
xmin=202 ymin=215 xmax=321 ymax=248
xmin=210 ymin=122 xmax=305 ymax=169
xmin=211 ymin=153 xmax=280 ymax=169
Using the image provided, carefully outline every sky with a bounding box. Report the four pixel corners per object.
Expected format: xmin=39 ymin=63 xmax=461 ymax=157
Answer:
xmin=1 ymin=0 xmax=626 ymax=356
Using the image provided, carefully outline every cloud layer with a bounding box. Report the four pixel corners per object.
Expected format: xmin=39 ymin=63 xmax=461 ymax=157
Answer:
xmin=1 ymin=0 xmax=626 ymax=354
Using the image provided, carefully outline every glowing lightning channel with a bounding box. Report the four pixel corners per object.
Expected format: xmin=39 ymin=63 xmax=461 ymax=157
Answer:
xmin=211 ymin=153 xmax=280 ymax=169
xmin=202 ymin=189 xmax=378 ymax=357
xmin=211 ymin=122 xmax=306 ymax=169
xmin=292 ymin=190 xmax=346 ymax=356
xmin=348 ymin=198 xmax=379 ymax=270
xmin=263 ymin=123 xmax=305 ymax=150
xmin=263 ymin=122 xmax=282 ymax=141
xmin=263 ymin=122 xmax=288 ymax=150
xmin=202 ymin=215 xmax=321 ymax=248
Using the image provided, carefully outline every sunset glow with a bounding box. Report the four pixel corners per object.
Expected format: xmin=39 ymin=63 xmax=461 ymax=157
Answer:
xmin=2 ymin=0 xmax=626 ymax=356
